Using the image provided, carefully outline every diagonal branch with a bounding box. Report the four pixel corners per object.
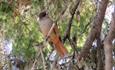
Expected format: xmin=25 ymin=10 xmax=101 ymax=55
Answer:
xmin=78 ymin=0 xmax=109 ymax=60
xmin=63 ymin=0 xmax=80 ymax=43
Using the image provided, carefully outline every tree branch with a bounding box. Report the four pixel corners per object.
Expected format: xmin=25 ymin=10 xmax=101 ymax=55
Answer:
xmin=104 ymin=6 xmax=115 ymax=70
xmin=78 ymin=0 xmax=109 ymax=60
xmin=63 ymin=0 xmax=80 ymax=43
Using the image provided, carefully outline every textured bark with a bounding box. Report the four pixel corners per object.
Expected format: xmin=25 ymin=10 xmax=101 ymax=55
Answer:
xmin=104 ymin=7 xmax=115 ymax=70
xmin=78 ymin=0 xmax=109 ymax=60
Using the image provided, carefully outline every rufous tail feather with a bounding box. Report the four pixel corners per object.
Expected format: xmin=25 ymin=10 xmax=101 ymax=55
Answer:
xmin=52 ymin=36 xmax=68 ymax=57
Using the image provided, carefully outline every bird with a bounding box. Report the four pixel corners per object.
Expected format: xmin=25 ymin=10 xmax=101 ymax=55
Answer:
xmin=37 ymin=11 xmax=68 ymax=58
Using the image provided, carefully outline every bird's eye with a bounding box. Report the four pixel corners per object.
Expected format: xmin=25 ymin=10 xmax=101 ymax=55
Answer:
xmin=42 ymin=12 xmax=46 ymax=17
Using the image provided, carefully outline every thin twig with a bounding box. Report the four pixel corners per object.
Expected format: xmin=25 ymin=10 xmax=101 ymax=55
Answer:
xmin=40 ymin=45 xmax=47 ymax=70
xmin=31 ymin=59 xmax=37 ymax=70
xmin=45 ymin=23 xmax=55 ymax=41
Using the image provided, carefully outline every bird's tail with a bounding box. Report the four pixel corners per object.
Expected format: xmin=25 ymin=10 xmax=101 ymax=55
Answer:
xmin=52 ymin=36 xmax=68 ymax=57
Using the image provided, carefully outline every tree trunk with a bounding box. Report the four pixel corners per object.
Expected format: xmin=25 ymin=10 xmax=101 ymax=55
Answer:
xmin=96 ymin=38 xmax=104 ymax=70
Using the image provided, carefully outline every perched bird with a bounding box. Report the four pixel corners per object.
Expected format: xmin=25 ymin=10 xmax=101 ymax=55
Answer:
xmin=37 ymin=11 xmax=68 ymax=57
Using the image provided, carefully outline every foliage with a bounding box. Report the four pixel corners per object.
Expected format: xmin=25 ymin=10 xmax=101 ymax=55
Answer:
xmin=0 ymin=0 xmax=96 ymax=69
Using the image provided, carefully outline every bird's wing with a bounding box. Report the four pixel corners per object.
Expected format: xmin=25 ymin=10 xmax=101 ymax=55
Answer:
xmin=53 ymin=23 xmax=62 ymax=41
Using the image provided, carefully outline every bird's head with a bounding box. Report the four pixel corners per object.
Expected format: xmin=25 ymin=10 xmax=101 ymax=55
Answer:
xmin=38 ymin=11 xmax=48 ymax=20
xmin=37 ymin=11 xmax=48 ymax=22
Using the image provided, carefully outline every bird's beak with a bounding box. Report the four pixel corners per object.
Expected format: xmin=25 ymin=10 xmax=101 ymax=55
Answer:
xmin=34 ymin=12 xmax=40 ymax=21
xmin=36 ymin=14 xmax=40 ymax=21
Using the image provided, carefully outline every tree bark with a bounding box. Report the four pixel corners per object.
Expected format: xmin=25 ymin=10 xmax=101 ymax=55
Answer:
xmin=104 ymin=6 xmax=115 ymax=70
xmin=78 ymin=0 xmax=109 ymax=60
xmin=96 ymin=38 xmax=104 ymax=70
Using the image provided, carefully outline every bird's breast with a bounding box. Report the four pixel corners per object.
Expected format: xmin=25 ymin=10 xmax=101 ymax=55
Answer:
xmin=39 ymin=18 xmax=53 ymax=36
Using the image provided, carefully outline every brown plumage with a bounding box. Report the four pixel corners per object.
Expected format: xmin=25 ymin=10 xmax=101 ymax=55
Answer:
xmin=37 ymin=11 xmax=68 ymax=57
